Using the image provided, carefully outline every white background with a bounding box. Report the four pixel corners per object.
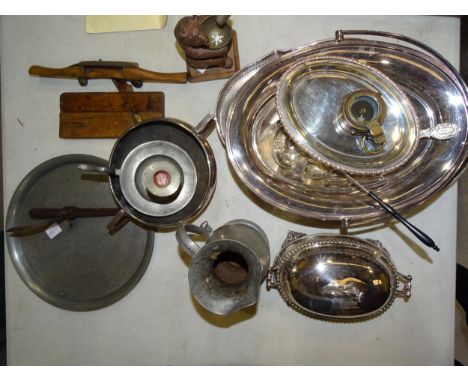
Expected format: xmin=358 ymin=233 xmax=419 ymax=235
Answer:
xmin=1 ymin=15 xmax=460 ymax=365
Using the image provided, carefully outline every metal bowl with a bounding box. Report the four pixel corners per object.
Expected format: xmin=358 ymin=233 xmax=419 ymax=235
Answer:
xmin=79 ymin=118 xmax=217 ymax=230
xmin=202 ymin=15 xmax=232 ymax=49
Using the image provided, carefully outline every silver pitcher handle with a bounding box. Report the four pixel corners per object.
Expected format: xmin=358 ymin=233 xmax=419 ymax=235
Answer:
xmin=176 ymin=221 xmax=213 ymax=257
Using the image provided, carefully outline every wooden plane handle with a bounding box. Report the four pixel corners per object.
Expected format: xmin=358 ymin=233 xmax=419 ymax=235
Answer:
xmin=29 ymin=64 xmax=188 ymax=84
xmin=29 ymin=65 xmax=84 ymax=78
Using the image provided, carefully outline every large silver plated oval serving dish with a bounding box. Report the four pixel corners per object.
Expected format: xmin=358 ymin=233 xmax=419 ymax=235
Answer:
xmin=267 ymin=232 xmax=412 ymax=322
xmin=216 ymin=30 xmax=468 ymax=226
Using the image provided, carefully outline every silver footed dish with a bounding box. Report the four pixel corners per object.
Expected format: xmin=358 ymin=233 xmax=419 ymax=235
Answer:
xmin=267 ymin=232 xmax=412 ymax=322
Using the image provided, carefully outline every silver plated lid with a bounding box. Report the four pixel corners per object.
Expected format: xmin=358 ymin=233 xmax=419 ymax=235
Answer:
xmin=267 ymin=232 xmax=412 ymax=322
xmin=276 ymin=56 xmax=419 ymax=175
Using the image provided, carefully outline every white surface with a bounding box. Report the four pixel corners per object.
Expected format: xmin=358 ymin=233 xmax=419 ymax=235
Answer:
xmin=1 ymin=15 xmax=459 ymax=365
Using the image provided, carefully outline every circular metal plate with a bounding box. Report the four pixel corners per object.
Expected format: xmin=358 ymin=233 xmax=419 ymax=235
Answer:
xmin=6 ymin=155 xmax=154 ymax=311
xmin=119 ymin=141 xmax=197 ymax=217
xmin=276 ymin=57 xmax=419 ymax=175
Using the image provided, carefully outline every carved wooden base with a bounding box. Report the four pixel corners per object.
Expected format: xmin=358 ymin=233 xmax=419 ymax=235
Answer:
xmin=187 ymin=31 xmax=240 ymax=83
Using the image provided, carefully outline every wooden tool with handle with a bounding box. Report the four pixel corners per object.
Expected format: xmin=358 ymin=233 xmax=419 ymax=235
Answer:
xmin=29 ymin=60 xmax=178 ymax=138
xmin=7 ymin=207 xmax=120 ymax=236
xmin=29 ymin=60 xmax=188 ymax=87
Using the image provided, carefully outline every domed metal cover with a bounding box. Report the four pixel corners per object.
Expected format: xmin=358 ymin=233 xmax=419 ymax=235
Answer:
xmin=276 ymin=56 xmax=419 ymax=175
xmin=216 ymin=30 xmax=468 ymax=226
xmin=119 ymin=140 xmax=198 ymax=217
xmin=267 ymin=232 xmax=412 ymax=322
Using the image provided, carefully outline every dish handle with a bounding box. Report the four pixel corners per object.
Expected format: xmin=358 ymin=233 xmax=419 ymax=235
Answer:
xmin=395 ymin=273 xmax=412 ymax=299
xmin=194 ymin=113 xmax=216 ymax=139
xmin=335 ymin=29 xmax=466 ymax=94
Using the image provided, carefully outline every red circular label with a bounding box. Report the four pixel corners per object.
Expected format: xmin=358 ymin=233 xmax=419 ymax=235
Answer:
xmin=153 ymin=170 xmax=171 ymax=188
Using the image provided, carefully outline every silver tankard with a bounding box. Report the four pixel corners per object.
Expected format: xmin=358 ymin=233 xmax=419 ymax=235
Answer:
xmin=176 ymin=220 xmax=270 ymax=315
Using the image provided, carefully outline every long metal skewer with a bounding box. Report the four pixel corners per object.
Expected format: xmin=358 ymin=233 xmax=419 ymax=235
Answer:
xmin=342 ymin=172 xmax=440 ymax=252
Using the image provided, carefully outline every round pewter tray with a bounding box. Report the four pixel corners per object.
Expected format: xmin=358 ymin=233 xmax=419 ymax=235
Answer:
xmin=6 ymin=155 xmax=154 ymax=311
xmin=218 ymin=31 xmax=468 ymax=226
